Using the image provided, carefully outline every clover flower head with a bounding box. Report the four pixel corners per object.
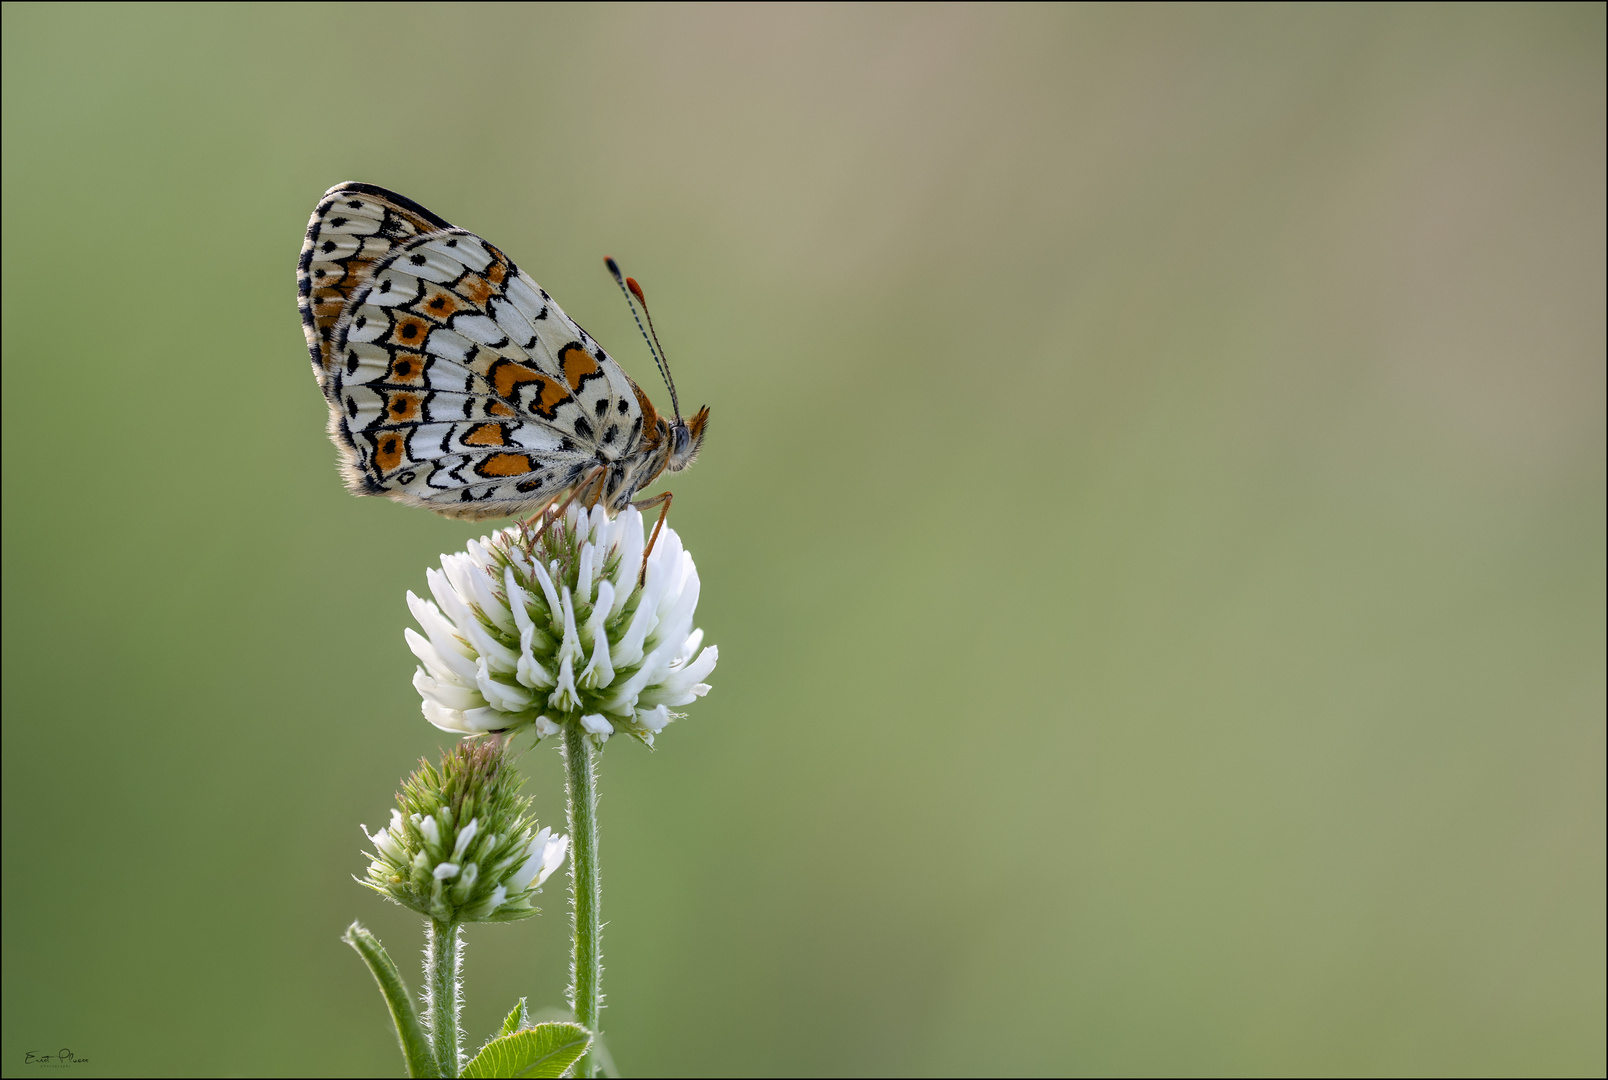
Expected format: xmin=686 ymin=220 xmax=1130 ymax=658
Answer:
xmin=361 ymin=740 xmax=567 ymax=923
xmin=405 ymin=502 xmax=717 ymax=746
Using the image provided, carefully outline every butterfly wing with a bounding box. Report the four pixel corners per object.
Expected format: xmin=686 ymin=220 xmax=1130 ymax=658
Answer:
xmin=325 ymin=229 xmax=648 ymax=519
xmin=298 ymin=182 xmax=455 ymax=381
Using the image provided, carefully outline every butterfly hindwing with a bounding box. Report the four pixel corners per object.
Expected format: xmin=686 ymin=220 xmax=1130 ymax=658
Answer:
xmin=298 ymin=182 xmax=455 ymax=381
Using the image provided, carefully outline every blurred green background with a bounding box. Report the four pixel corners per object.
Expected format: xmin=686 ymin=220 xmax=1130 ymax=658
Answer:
xmin=2 ymin=3 xmax=1603 ymax=1076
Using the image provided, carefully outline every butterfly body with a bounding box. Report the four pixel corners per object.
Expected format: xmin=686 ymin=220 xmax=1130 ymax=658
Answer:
xmin=298 ymin=183 xmax=706 ymax=519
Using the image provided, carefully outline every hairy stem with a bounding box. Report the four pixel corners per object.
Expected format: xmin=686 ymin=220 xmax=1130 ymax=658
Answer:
xmin=424 ymin=918 xmax=463 ymax=1078
xmin=563 ymin=724 xmax=603 ymax=1077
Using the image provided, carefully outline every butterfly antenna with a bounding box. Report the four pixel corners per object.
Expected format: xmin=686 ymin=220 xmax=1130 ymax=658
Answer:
xmin=605 ymin=257 xmax=681 ymax=419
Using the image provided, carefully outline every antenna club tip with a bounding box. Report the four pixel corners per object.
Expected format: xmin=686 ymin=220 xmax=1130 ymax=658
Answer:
xmin=626 ymin=277 xmax=647 ymax=306
xmin=604 ymin=256 xmax=622 ymax=280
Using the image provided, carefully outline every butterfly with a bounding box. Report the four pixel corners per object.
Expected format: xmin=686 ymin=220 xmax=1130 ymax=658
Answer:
xmin=297 ymin=181 xmax=707 ymax=524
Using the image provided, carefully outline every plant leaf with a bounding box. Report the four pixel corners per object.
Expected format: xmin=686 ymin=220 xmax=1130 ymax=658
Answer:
xmin=341 ymin=921 xmax=437 ymax=1079
xmin=500 ymin=997 xmax=529 ymax=1038
xmin=462 ymin=1022 xmax=591 ymax=1079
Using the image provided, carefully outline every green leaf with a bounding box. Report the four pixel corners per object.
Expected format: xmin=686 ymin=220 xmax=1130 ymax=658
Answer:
xmin=500 ymin=998 xmax=529 ymax=1038
xmin=341 ymin=921 xmax=437 ymax=1079
xmin=462 ymin=1022 xmax=591 ymax=1079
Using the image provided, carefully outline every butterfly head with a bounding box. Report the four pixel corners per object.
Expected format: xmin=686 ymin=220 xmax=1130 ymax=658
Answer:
xmin=668 ymin=406 xmax=710 ymax=472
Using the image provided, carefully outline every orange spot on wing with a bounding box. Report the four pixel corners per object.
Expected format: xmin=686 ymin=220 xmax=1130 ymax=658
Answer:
xmin=385 ymin=392 xmax=421 ymax=422
xmin=459 ymin=275 xmax=493 ymax=306
xmin=389 ymin=314 xmax=430 ymax=347
xmin=486 ymin=259 xmax=508 ymax=286
xmin=387 ymin=353 xmax=425 ymax=383
xmin=421 ymin=289 xmax=459 ymax=319
xmin=560 ymin=343 xmax=600 ymax=391
xmin=463 ymin=423 xmax=506 ymax=446
xmin=492 ymin=361 xmax=570 ymax=418
xmin=374 ymin=434 xmax=405 ymax=472
xmin=486 ymin=401 xmax=516 ymax=418
xmin=476 ymin=452 xmax=535 ymax=477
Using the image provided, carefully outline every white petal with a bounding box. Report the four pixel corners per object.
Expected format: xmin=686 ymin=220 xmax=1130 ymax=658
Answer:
xmin=580 ymin=713 xmax=614 ymax=737
xmin=609 ymin=588 xmax=660 ymax=669
xmin=650 ymin=556 xmax=700 ymax=653
xmin=460 ymin=611 xmax=520 ymax=675
xmin=413 ymin=667 xmax=484 ymax=711
xmin=460 ymin=706 xmax=510 ymax=732
xmin=505 ymin=567 xmax=535 ymax=636
xmin=476 ymin=657 xmax=534 ymax=711
xmin=534 ymin=715 xmax=563 ymax=738
xmin=433 ymin=862 xmax=460 ymax=880
xmin=452 ymin=818 xmax=478 ymax=860
xmin=538 ymin=832 xmax=570 ymax=886
xmin=448 ymin=555 xmax=512 ymax=633
xmin=579 ymin=620 xmax=615 ymax=690
xmin=635 ymin=704 xmax=673 ymax=733
xmin=528 ymin=558 xmax=563 ymax=629
xmin=547 ymin=588 xmax=582 ymax=712
xmin=506 ymin=840 xmax=543 ymax=891
xmin=517 ymin=632 xmax=555 ymax=690
xmin=406 ymin=627 xmax=478 ymax=684
xmin=576 ymin=542 xmax=596 ymax=606
xmin=426 ymin=565 xmax=478 ymax=634
xmin=678 ymin=627 xmax=705 ymax=666
xmin=421 ymin=699 xmax=477 ymax=734
xmin=610 ymin=509 xmax=644 ymax=617
xmin=408 ymin=592 xmax=475 ymax=660
xmin=672 ymin=643 xmax=719 ymax=688
xmin=636 ymin=681 xmax=710 ymax=710
xmin=374 ymin=829 xmax=404 ymax=861
xmin=419 ymin=816 xmax=441 ymax=847
xmin=588 ymin=581 xmax=615 ymax=642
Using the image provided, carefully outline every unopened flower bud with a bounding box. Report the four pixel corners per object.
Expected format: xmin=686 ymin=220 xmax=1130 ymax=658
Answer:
xmin=360 ymin=740 xmax=568 ymax=923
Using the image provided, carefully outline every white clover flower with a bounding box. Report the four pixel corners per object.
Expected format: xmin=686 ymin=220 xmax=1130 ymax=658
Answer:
xmin=361 ymin=741 xmax=568 ymax=923
xmin=406 ymin=502 xmax=717 ymax=746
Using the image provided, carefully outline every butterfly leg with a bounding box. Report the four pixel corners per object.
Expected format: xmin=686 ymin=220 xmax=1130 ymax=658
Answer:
xmin=523 ymin=466 xmax=609 ymax=549
xmin=630 ymin=491 xmax=673 ymax=586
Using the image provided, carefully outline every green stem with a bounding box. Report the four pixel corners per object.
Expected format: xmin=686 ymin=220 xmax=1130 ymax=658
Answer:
xmin=563 ymin=723 xmax=603 ymax=1077
xmin=342 ymin=921 xmax=437 ymax=1078
xmin=425 ymin=918 xmax=463 ymax=1078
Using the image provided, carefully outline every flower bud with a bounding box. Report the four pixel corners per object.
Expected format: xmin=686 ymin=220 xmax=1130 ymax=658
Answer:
xmin=360 ymin=740 xmax=567 ymax=923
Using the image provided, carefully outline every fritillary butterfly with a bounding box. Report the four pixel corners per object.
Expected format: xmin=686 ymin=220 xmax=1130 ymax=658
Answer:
xmin=297 ymin=182 xmax=707 ymax=521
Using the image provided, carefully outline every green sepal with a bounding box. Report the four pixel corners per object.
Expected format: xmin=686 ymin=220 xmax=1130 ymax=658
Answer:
xmin=461 ymin=1022 xmax=591 ymax=1078
xmin=480 ymin=904 xmax=541 ymax=923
